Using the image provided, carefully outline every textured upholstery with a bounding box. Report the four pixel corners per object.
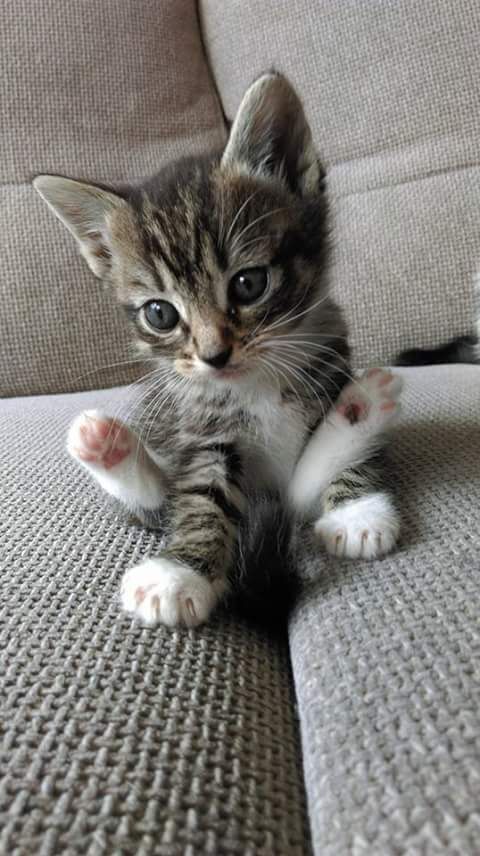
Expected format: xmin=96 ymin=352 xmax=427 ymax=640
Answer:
xmin=1 ymin=0 xmax=225 ymax=397
xmin=290 ymin=365 xmax=480 ymax=855
xmin=200 ymin=0 xmax=480 ymax=369
xmin=0 ymin=386 xmax=311 ymax=855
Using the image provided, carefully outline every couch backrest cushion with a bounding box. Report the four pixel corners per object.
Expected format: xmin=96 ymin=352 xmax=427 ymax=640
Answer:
xmin=200 ymin=0 xmax=480 ymax=369
xmin=1 ymin=0 xmax=225 ymax=396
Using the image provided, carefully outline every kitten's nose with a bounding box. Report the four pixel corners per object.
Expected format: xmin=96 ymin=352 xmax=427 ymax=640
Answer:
xmin=201 ymin=346 xmax=233 ymax=369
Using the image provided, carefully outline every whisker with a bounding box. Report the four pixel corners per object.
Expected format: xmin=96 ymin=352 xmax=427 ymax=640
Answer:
xmin=268 ymin=344 xmax=352 ymax=398
xmin=104 ymin=366 xmax=175 ymax=447
xmin=232 ymin=233 xmax=273 ymax=256
xmin=268 ymin=342 xmax=378 ymax=406
xmin=230 ymin=207 xmax=288 ymax=253
xmin=257 ymin=290 xmax=331 ymax=337
xmin=225 ymin=191 xmax=259 ymax=245
xmin=68 ymin=355 xmax=157 ymax=386
xmin=257 ymin=357 xmax=281 ymax=394
xmin=268 ymin=343 xmax=343 ymax=392
xmin=267 ymin=351 xmax=330 ymax=416
xmin=270 ymin=338 xmax=352 ymax=369
xmin=260 ymin=354 xmax=303 ymax=408
xmin=250 ymin=290 xmax=310 ymax=341
xmin=245 ymin=310 xmax=270 ymax=345
xmin=134 ymin=375 xmax=182 ymax=460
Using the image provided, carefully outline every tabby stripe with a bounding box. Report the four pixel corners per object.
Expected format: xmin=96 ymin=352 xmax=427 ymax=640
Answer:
xmin=192 ymin=217 xmax=203 ymax=272
xmin=212 ymin=233 xmax=228 ymax=271
xmin=198 ymin=442 xmax=243 ymax=481
xmin=186 ymin=485 xmax=242 ymax=523
xmin=148 ymin=231 xmax=184 ymax=281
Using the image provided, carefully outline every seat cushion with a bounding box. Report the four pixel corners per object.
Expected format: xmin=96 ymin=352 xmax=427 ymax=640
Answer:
xmin=200 ymin=0 xmax=479 ymax=369
xmin=1 ymin=0 xmax=226 ymax=398
xmin=289 ymin=365 xmax=480 ymax=855
xmin=0 ymin=387 xmax=310 ymax=855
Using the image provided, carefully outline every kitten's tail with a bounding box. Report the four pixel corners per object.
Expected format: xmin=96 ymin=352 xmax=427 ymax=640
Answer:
xmin=395 ymin=274 xmax=480 ymax=366
xmin=231 ymin=496 xmax=299 ymax=632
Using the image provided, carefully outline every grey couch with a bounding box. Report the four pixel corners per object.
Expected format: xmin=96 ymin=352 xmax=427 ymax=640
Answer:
xmin=1 ymin=2 xmax=479 ymax=854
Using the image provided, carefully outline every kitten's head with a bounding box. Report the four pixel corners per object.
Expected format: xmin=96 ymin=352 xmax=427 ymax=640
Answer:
xmin=34 ymin=72 xmax=336 ymax=394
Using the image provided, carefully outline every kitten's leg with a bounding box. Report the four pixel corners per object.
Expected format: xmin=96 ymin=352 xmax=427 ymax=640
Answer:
xmin=290 ymin=369 xmax=402 ymax=510
xmin=290 ymin=369 xmax=402 ymax=559
xmin=67 ymin=410 xmax=166 ymax=514
xmin=121 ymin=446 xmax=245 ymax=628
xmin=314 ymin=459 xmax=400 ymax=559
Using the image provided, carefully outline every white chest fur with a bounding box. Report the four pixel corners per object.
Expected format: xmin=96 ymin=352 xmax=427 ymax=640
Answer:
xmin=245 ymin=394 xmax=307 ymax=490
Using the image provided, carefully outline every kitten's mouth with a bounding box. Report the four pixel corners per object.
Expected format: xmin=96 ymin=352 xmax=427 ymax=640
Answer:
xmin=180 ymin=358 xmax=250 ymax=383
xmin=212 ymin=364 xmax=246 ymax=381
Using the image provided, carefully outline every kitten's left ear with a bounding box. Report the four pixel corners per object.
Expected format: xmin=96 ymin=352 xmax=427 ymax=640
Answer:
xmin=221 ymin=71 xmax=321 ymax=195
xmin=33 ymin=175 xmax=127 ymax=278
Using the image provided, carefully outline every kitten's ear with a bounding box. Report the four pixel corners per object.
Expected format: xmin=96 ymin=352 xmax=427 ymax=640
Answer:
xmin=33 ymin=175 xmax=126 ymax=278
xmin=221 ymin=72 xmax=321 ymax=195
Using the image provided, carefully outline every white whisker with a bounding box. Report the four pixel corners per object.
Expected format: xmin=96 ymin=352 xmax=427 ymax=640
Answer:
xmin=225 ymin=191 xmax=258 ymax=245
xmin=231 ymin=207 xmax=288 ymax=253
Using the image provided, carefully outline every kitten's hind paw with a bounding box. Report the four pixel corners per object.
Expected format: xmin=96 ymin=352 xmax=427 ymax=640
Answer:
xmin=315 ymin=492 xmax=400 ymax=560
xmin=67 ymin=410 xmax=133 ymax=470
xmin=121 ymin=557 xmax=227 ymax=628
xmin=336 ymin=368 xmax=403 ymax=428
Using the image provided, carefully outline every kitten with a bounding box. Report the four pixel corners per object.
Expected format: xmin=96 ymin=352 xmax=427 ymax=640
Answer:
xmin=34 ymin=72 xmax=402 ymax=628
xmin=397 ymin=276 xmax=480 ymax=366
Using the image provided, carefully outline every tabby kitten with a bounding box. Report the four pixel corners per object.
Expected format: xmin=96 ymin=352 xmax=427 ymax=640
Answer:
xmin=34 ymin=72 xmax=402 ymax=628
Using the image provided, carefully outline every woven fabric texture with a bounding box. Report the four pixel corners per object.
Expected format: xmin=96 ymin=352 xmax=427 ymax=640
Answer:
xmin=1 ymin=0 xmax=226 ymax=398
xmin=289 ymin=365 xmax=480 ymax=855
xmin=0 ymin=387 xmax=311 ymax=856
xmin=201 ymin=0 xmax=480 ymax=368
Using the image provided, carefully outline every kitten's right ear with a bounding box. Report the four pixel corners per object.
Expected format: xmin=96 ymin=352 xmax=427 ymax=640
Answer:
xmin=33 ymin=175 xmax=126 ymax=278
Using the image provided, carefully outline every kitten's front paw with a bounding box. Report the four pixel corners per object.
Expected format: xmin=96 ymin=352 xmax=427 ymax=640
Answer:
xmin=121 ymin=557 xmax=226 ymax=628
xmin=336 ymin=368 xmax=403 ymax=428
xmin=67 ymin=410 xmax=133 ymax=470
xmin=315 ymin=492 xmax=400 ymax=559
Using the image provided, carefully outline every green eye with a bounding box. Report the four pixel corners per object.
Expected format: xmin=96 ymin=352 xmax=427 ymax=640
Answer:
xmin=143 ymin=300 xmax=179 ymax=331
xmin=229 ymin=267 xmax=269 ymax=305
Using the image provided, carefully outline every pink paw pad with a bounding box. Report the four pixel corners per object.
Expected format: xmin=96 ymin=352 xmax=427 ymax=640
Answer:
xmin=335 ymin=368 xmax=403 ymax=426
xmin=69 ymin=412 xmax=132 ymax=469
xmin=336 ymin=400 xmax=367 ymax=425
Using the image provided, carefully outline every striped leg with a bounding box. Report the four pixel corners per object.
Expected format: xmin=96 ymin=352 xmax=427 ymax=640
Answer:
xmin=121 ymin=445 xmax=245 ymax=627
xmin=314 ymin=456 xmax=400 ymax=559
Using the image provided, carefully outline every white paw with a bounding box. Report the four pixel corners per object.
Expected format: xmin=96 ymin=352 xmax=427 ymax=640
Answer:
xmin=315 ymin=492 xmax=400 ymax=559
xmin=67 ymin=410 xmax=165 ymax=509
xmin=67 ymin=410 xmax=134 ymax=471
xmin=120 ymin=557 xmax=226 ymax=627
xmin=336 ymin=368 xmax=403 ymax=429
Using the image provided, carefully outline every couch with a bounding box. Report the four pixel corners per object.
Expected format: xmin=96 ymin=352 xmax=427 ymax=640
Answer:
xmin=1 ymin=2 xmax=479 ymax=854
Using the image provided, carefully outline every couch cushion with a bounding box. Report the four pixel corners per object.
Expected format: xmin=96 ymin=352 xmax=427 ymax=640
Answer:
xmin=0 ymin=387 xmax=310 ymax=855
xmin=200 ymin=0 xmax=480 ymax=369
xmin=1 ymin=0 xmax=226 ymax=398
xmin=289 ymin=365 xmax=480 ymax=854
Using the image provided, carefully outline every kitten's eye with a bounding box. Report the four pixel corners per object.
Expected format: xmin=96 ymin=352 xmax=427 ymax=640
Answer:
xmin=229 ymin=267 xmax=269 ymax=305
xmin=143 ymin=300 xmax=179 ymax=331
